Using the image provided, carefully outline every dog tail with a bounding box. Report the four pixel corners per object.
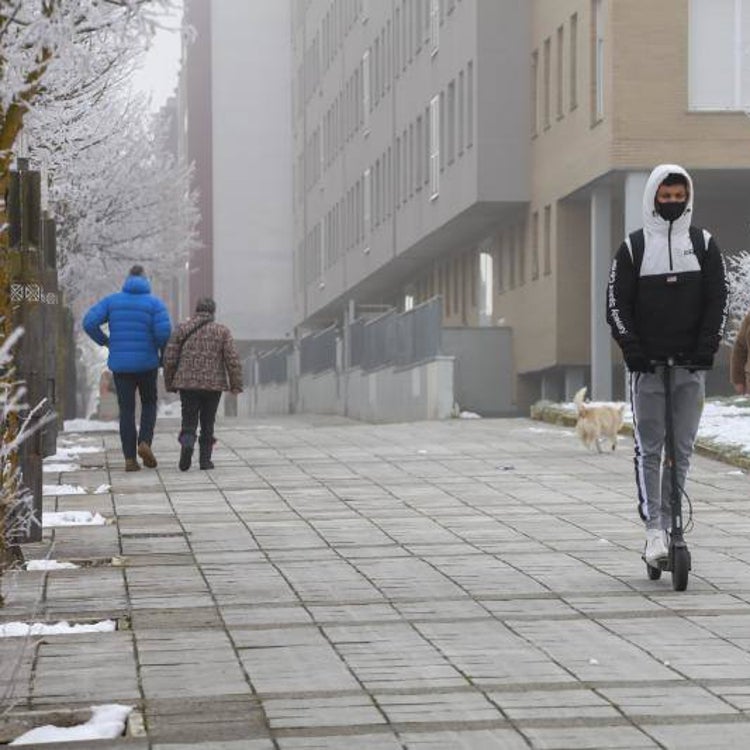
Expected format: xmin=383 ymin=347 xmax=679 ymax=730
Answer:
xmin=573 ymin=386 xmax=587 ymax=413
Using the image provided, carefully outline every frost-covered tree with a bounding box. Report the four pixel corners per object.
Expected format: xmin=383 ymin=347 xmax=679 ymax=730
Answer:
xmin=723 ymin=253 xmax=750 ymax=345
xmin=0 ymin=0 xmax=174 ymax=200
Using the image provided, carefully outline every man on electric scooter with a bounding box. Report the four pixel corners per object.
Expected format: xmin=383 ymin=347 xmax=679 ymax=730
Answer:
xmin=606 ymin=164 xmax=728 ymax=566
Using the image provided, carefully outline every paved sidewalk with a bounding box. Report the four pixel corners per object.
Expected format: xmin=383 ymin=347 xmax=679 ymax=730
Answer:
xmin=3 ymin=414 xmax=750 ymax=748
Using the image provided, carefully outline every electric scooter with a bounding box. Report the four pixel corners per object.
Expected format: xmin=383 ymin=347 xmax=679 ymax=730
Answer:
xmin=641 ymin=356 xmax=704 ymax=591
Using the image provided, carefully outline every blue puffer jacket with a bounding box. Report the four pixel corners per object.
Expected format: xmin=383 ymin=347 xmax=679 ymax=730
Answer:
xmin=83 ymin=275 xmax=172 ymax=373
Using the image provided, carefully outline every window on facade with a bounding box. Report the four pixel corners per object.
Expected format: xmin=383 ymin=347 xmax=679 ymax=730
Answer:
xmin=458 ymin=71 xmax=465 ymax=154
xmin=531 ymin=50 xmax=539 ymax=135
xmin=544 ymin=205 xmax=552 ymax=275
xmin=592 ymin=0 xmax=604 ymax=122
xmin=689 ymin=0 xmax=750 ymax=109
xmin=531 ymin=211 xmax=539 ymax=280
xmin=409 ymin=123 xmax=415 ymax=195
xmin=467 ymin=61 xmax=474 ymax=147
xmin=429 ymin=95 xmax=440 ymax=199
xmin=362 ymin=50 xmax=371 ymax=131
xmin=395 ymin=7 xmax=401 ymax=74
xmin=508 ymin=231 xmax=516 ymax=290
xmin=570 ymin=13 xmax=578 ymax=110
xmin=364 ymin=168 xmax=371 ymax=241
xmin=447 ymin=79 xmax=456 ymax=163
xmin=439 ymin=91 xmax=445 ymax=170
xmin=453 ymin=258 xmax=460 ymax=315
xmin=416 ymin=116 xmax=424 ymax=188
xmin=496 ymin=239 xmax=504 ymax=293
xmin=517 ymin=222 xmax=526 ymax=285
xmin=430 ymin=0 xmax=439 ymax=55
xmin=556 ymin=25 xmax=564 ymax=119
xmin=543 ymin=37 xmax=551 ymax=129
xmin=479 ymin=251 xmax=493 ymax=323
xmin=424 ymin=106 xmax=430 ymax=186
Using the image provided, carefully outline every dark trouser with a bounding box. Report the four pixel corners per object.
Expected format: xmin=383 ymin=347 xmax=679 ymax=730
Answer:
xmin=113 ymin=369 xmax=158 ymax=459
xmin=630 ymin=368 xmax=705 ymax=531
xmin=179 ymin=390 xmax=222 ymax=449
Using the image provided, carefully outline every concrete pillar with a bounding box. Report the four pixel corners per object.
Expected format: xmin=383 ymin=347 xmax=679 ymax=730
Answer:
xmin=625 ymin=172 xmax=649 ymax=235
xmin=590 ymin=184 xmax=612 ymax=400
xmin=564 ymin=366 xmax=586 ymax=401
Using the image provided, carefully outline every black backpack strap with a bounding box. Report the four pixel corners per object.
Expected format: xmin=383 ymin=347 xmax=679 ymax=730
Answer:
xmin=628 ymin=229 xmax=645 ymax=275
xmin=689 ymin=225 xmax=707 ymax=267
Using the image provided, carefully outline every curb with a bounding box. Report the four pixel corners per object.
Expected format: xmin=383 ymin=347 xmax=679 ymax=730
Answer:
xmin=529 ymin=401 xmax=750 ymax=472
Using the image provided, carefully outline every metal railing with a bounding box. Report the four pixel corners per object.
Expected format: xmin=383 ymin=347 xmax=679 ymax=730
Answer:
xmin=300 ymin=324 xmax=337 ymax=375
xmin=257 ymin=346 xmax=291 ymax=385
xmin=352 ymin=297 xmax=442 ymax=371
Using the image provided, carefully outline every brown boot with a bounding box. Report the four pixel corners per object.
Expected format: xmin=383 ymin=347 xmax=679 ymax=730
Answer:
xmin=125 ymin=458 xmax=141 ymax=472
xmin=137 ymin=442 xmax=157 ymax=468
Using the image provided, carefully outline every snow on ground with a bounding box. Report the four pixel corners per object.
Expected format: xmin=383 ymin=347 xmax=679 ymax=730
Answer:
xmin=42 ymin=462 xmax=79 ymax=473
xmin=25 ymin=560 xmax=79 ymax=571
xmin=1 ymin=620 xmax=116 ymax=638
xmin=10 ymin=703 xmax=132 ymax=745
xmin=42 ymin=484 xmax=86 ymax=496
xmin=93 ymin=484 xmax=111 ymax=494
xmin=43 ymin=511 xmax=107 ymax=527
xmin=63 ymin=418 xmax=117 ymax=432
xmin=556 ymin=395 xmax=750 ymax=458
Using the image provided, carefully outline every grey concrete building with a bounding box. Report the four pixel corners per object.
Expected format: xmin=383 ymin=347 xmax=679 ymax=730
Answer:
xmin=181 ymin=0 xmax=295 ymax=348
xmin=293 ymin=0 xmax=750 ymax=412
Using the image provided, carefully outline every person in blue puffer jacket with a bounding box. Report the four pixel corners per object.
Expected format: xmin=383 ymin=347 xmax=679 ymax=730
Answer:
xmin=83 ymin=265 xmax=172 ymax=471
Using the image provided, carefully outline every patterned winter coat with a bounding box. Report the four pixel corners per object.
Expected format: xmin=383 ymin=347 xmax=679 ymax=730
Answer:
xmin=163 ymin=312 xmax=243 ymax=392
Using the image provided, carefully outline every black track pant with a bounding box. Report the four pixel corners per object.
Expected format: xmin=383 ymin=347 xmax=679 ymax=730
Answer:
xmin=179 ymin=390 xmax=222 ymax=447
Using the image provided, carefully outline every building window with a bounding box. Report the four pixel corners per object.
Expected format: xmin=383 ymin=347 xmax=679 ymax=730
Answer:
xmin=531 ymin=211 xmax=539 ymax=280
xmin=543 ymin=204 xmax=552 ymax=275
xmin=556 ymin=25 xmax=564 ymax=119
xmin=570 ymin=13 xmax=578 ymax=110
xmin=429 ymin=95 xmax=440 ymax=199
xmin=592 ymin=0 xmax=605 ymax=122
xmin=453 ymin=258 xmax=460 ymax=315
xmin=479 ymin=251 xmax=493 ymax=324
xmin=531 ymin=50 xmax=539 ymax=135
xmin=447 ymin=79 xmax=456 ymax=163
xmin=439 ymin=91 xmax=445 ymax=170
xmin=517 ymin=221 xmax=526 ymax=285
xmin=364 ymin=167 xmax=371 ymax=242
xmin=689 ymin=0 xmax=750 ymax=109
xmin=430 ymin=0 xmax=439 ymax=55
xmin=409 ymin=123 xmax=415 ymax=196
xmin=496 ymin=238 xmax=504 ymax=294
xmin=508 ymin=230 xmax=516 ymax=290
xmin=458 ymin=70 xmax=465 ymax=154
xmin=416 ymin=115 xmax=424 ymax=188
xmin=543 ymin=37 xmax=551 ymax=129
xmin=362 ymin=50 xmax=371 ymax=131
xmin=467 ymin=60 xmax=474 ymax=147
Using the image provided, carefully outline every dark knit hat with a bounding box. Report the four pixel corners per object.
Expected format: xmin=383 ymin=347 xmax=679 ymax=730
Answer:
xmin=129 ymin=264 xmax=145 ymax=277
xmin=196 ymin=297 xmax=216 ymax=314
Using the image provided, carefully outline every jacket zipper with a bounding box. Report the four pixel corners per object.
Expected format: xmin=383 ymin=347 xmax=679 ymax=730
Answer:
xmin=668 ymin=222 xmax=674 ymax=271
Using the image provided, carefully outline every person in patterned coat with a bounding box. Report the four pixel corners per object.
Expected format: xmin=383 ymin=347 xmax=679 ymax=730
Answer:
xmin=163 ymin=297 xmax=243 ymax=470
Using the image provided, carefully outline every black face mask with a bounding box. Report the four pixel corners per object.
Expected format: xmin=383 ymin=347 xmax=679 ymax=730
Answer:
xmin=656 ymin=200 xmax=687 ymax=222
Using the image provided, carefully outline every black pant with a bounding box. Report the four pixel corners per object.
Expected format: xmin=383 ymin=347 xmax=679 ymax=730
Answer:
xmin=179 ymin=390 xmax=222 ymax=447
xmin=113 ymin=369 xmax=158 ymax=459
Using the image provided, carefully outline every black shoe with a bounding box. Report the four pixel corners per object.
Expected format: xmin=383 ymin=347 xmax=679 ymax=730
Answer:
xmin=199 ymin=458 xmax=214 ymax=470
xmin=179 ymin=445 xmax=193 ymax=471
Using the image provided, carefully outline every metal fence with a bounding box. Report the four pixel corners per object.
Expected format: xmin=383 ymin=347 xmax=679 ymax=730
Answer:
xmin=300 ymin=324 xmax=338 ymax=375
xmin=257 ymin=345 xmax=291 ymax=385
xmin=350 ymin=297 xmax=442 ymax=371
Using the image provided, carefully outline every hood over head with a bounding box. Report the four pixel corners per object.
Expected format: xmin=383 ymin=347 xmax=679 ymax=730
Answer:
xmin=122 ymin=274 xmax=152 ymax=295
xmin=642 ymin=163 xmax=694 ymax=234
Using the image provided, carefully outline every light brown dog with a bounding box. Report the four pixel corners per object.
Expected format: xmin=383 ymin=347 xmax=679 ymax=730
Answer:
xmin=573 ymin=386 xmax=625 ymax=453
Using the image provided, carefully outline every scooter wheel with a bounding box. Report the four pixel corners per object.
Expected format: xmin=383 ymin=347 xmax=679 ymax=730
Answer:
xmin=646 ymin=563 xmax=662 ymax=580
xmin=672 ymin=547 xmax=689 ymax=591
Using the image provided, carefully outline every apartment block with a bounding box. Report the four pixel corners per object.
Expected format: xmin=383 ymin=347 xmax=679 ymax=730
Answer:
xmin=295 ymin=0 xmax=750 ymax=409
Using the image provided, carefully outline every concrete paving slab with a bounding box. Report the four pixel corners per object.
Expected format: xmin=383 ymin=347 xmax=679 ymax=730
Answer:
xmin=6 ymin=414 xmax=750 ymax=747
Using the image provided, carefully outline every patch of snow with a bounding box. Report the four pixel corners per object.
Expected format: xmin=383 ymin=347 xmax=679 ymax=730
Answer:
xmin=10 ymin=703 xmax=131 ymax=745
xmin=93 ymin=484 xmax=111 ymax=494
xmin=1 ymin=620 xmax=116 ymax=638
xmin=42 ymin=463 xmax=79 ymax=473
xmin=25 ymin=560 xmax=79 ymax=571
xmin=459 ymin=410 xmax=481 ymax=419
xmin=43 ymin=484 xmax=86 ymax=496
xmin=63 ymin=418 xmax=117 ymax=432
xmin=43 ymin=511 xmax=107 ymax=527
